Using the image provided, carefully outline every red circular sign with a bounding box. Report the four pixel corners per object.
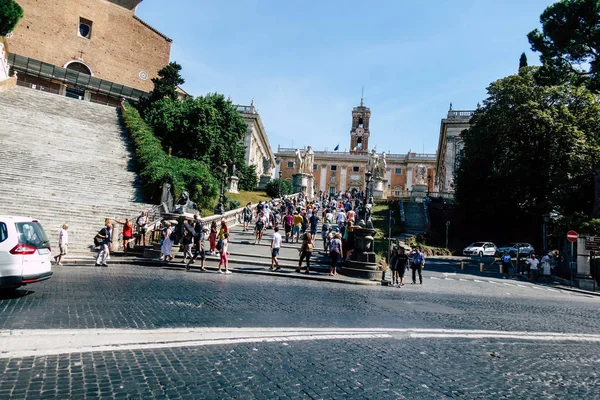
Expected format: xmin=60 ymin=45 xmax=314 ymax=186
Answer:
xmin=567 ymin=230 xmax=579 ymax=242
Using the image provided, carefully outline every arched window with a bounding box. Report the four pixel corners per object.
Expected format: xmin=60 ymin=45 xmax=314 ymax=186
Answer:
xmin=66 ymin=61 xmax=92 ymax=76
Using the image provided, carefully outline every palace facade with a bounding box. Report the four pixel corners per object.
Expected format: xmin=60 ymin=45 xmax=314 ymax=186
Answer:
xmin=275 ymin=99 xmax=437 ymax=198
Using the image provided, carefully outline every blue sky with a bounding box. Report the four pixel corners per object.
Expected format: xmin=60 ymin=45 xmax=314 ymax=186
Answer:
xmin=137 ymin=0 xmax=555 ymax=155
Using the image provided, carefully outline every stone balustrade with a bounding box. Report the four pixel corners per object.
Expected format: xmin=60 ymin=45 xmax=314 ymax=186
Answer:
xmin=0 ymin=43 xmax=10 ymax=80
xmin=447 ymin=110 xmax=475 ymax=119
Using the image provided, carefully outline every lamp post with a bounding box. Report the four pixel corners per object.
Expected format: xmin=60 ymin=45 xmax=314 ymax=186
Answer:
xmin=278 ymin=170 xmax=283 ymax=198
xmin=214 ymin=162 xmax=227 ymax=215
xmin=427 ymin=175 xmax=431 ymax=197
xmin=365 ymin=171 xmax=372 ymax=203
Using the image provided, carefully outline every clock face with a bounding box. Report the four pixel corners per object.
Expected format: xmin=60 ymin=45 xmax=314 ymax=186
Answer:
xmin=355 ymin=127 xmax=364 ymax=135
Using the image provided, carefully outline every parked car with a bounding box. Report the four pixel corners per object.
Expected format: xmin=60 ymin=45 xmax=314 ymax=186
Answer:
xmin=0 ymin=216 xmax=53 ymax=290
xmin=463 ymin=242 xmax=498 ymax=257
xmin=497 ymin=243 xmax=535 ymax=257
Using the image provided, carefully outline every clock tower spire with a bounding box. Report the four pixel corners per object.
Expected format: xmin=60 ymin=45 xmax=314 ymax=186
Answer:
xmin=350 ymin=94 xmax=370 ymax=154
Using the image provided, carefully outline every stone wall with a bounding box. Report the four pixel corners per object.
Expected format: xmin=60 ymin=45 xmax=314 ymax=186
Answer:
xmin=6 ymin=0 xmax=171 ymax=92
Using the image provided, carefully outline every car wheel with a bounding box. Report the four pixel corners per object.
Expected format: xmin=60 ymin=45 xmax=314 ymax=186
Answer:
xmin=478 ymin=251 xmax=483 ymax=257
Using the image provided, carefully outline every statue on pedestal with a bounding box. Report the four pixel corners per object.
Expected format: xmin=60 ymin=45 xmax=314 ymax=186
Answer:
xmin=294 ymin=149 xmax=304 ymax=174
xmin=262 ymin=157 xmax=273 ymax=176
xmin=302 ymin=146 xmax=314 ymax=175
xmin=375 ymin=152 xmax=387 ymax=179
xmin=367 ymin=149 xmax=379 ymax=175
xmin=416 ymin=164 xmax=427 ymax=185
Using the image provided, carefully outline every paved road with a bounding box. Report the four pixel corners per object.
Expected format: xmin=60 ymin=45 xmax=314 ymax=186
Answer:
xmin=1 ymin=264 xmax=599 ymax=399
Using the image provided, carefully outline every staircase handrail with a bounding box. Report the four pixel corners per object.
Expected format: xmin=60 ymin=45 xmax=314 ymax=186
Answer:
xmin=114 ymin=202 xmax=168 ymax=249
xmin=0 ymin=42 xmax=10 ymax=79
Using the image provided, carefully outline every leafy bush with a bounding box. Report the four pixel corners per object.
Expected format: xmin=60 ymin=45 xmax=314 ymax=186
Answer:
xmin=265 ymin=179 xmax=292 ymax=198
xmin=237 ymin=164 xmax=259 ymax=191
xmin=0 ymin=0 xmax=23 ymax=36
xmin=121 ymin=104 xmax=218 ymax=209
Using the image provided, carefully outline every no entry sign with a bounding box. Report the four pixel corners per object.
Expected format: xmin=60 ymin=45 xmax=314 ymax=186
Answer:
xmin=567 ymin=230 xmax=579 ymax=243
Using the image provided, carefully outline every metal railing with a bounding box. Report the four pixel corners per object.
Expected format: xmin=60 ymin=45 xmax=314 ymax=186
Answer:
xmin=15 ymin=79 xmax=61 ymax=94
xmin=235 ymin=105 xmax=256 ymax=114
xmin=8 ymin=53 xmax=148 ymax=102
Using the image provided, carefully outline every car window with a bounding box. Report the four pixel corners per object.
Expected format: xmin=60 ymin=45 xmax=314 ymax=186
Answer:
xmin=0 ymin=222 xmax=7 ymax=243
xmin=15 ymin=222 xmax=50 ymax=249
xmin=471 ymin=242 xmax=485 ymax=247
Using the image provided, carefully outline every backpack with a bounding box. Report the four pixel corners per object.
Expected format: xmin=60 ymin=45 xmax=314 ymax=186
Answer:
xmin=216 ymin=239 xmax=223 ymax=252
xmin=169 ymin=230 xmax=177 ymax=241
xmin=94 ymin=228 xmax=106 ymax=247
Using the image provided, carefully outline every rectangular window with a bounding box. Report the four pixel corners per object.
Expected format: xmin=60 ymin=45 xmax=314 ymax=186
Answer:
xmin=353 ymin=166 xmax=359 ymax=172
xmin=287 ymin=162 xmax=294 ymax=168
xmin=79 ymin=18 xmax=93 ymax=39
xmin=330 ymin=165 xmax=337 ymax=171
xmin=313 ymin=164 xmax=318 ymax=171
xmin=394 ymin=168 xmax=402 ymax=174
xmin=0 ymin=222 xmax=7 ymax=243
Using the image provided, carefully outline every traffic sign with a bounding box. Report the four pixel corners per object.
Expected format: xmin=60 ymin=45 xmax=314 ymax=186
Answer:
xmin=585 ymin=236 xmax=600 ymax=251
xmin=567 ymin=230 xmax=579 ymax=242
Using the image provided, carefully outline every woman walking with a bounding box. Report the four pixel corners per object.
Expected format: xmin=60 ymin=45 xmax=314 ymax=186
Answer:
xmin=160 ymin=222 xmax=174 ymax=262
xmin=114 ymin=218 xmax=134 ymax=255
xmin=208 ymin=221 xmax=218 ymax=255
xmin=243 ymin=202 xmax=252 ymax=231
xmin=54 ymin=223 xmax=69 ymax=265
xmin=297 ymin=233 xmax=314 ymax=274
xmin=329 ymin=233 xmax=343 ymax=276
xmin=218 ymin=232 xmax=232 ymax=274
xmin=255 ymin=211 xmax=266 ymax=244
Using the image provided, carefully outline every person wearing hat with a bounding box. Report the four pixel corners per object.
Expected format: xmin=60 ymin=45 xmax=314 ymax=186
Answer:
xmin=541 ymin=251 xmax=553 ymax=278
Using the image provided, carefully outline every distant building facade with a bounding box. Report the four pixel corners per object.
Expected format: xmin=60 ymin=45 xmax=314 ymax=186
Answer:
xmin=5 ymin=0 xmax=172 ymax=104
xmin=275 ymin=99 xmax=436 ymax=198
xmin=236 ymin=102 xmax=275 ymax=183
xmin=434 ymin=107 xmax=475 ymax=194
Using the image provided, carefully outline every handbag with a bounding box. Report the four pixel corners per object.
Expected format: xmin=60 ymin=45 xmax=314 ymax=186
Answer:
xmin=216 ymin=239 xmax=223 ymax=252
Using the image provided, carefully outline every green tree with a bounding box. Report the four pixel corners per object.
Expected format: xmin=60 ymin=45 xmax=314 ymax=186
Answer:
xmin=527 ymin=0 xmax=600 ymax=91
xmin=237 ymin=164 xmax=259 ymax=191
xmin=519 ymin=52 xmax=528 ymax=70
xmin=265 ymin=179 xmax=292 ymax=198
xmin=138 ymin=62 xmax=184 ymax=115
xmin=455 ymin=67 xmax=600 ymax=239
xmin=0 ymin=0 xmax=23 ymax=36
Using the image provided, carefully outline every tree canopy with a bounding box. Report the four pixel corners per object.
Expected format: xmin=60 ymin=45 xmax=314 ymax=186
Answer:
xmin=454 ymin=67 xmax=600 ymax=240
xmin=0 ymin=0 xmax=23 ymax=36
xmin=527 ymin=0 xmax=600 ymax=91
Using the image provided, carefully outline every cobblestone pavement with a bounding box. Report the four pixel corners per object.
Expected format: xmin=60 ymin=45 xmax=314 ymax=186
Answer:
xmin=1 ymin=265 xmax=599 ymax=399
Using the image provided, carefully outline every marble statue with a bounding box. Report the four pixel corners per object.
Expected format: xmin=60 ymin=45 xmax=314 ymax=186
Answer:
xmin=367 ymin=149 xmax=379 ymax=175
xmin=173 ymin=191 xmax=198 ymax=214
xmin=416 ymin=164 xmax=427 ymax=185
xmin=375 ymin=152 xmax=387 ymax=179
xmin=294 ymin=149 xmax=304 ymax=174
xmin=303 ymin=146 xmax=314 ymax=175
xmin=262 ymin=157 xmax=273 ymax=176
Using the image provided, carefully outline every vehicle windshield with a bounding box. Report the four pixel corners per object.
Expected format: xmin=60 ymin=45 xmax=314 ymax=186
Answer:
xmin=501 ymin=243 xmax=517 ymax=248
xmin=15 ymin=221 xmax=51 ymax=249
xmin=469 ymin=242 xmax=485 ymax=247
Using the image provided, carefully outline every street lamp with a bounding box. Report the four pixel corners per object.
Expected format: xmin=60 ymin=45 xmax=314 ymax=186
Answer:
xmin=278 ymin=170 xmax=283 ymax=199
xmin=365 ymin=171 xmax=372 ymax=203
xmin=214 ymin=162 xmax=227 ymax=215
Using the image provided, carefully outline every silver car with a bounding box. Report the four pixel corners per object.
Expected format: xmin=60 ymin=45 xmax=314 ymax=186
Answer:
xmin=497 ymin=243 xmax=535 ymax=257
xmin=463 ymin=242 xmax=498 ymax=257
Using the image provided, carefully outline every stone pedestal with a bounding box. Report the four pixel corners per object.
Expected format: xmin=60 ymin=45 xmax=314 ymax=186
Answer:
xmin=340 ymin=227 xmax=382 ymax=280
xmin=227 ymin=176 xmax=239 ymax=194
xmin=258 ymin=175 xmax=271 ymax=190
xmin=292 ymin=173 xmax=314 ymax=199
xmin=372 ymin=178 xmax=387 ymax=200
xmin=411 ymin=184 xmax=427 ymax=201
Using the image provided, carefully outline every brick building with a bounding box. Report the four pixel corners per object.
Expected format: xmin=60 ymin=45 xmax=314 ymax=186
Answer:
xmin=274 ymin=99 xmax=436 ymax=198
xmin=5 ymin=0 xmax=171 ymax=104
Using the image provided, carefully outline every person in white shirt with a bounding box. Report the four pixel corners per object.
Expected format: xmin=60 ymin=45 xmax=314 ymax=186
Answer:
xmin=270 ymin=226 xmax=283 ymax=271
xmin=541 ymin=252 xmax=553 ymax=277
xmin=527 ymin=254 xmax=540 ymax=281
xmin=54 ymin=224 xmax=69 ymax=265
xmin=336 ymin=210 xmax=346 ymax=226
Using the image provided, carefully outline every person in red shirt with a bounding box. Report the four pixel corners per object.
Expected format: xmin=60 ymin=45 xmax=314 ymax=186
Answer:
xmin=283 ymin=212 xmax=294 ymax=243
xmin=114 ymin=218 xmax=134 ymax=255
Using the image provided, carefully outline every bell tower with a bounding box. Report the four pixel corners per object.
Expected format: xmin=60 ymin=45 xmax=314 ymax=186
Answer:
xmin=350 ymin=95 xmax=371 ymax=154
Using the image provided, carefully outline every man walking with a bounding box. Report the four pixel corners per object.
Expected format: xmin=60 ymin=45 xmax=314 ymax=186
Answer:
xmin=95 ymin=223 xmax=113 ymax=266
xmin=410 ymin=247 xmax=425 ymax=284
xmin=270 ymin=226 xmax=282 ymax=271
xmin=187 ymin=215 xmax=207 ymax=271
xmin=136 ymin=211 xmax=148 ymax=247
xmin=501 ymin=251 xmax=513 ymax=278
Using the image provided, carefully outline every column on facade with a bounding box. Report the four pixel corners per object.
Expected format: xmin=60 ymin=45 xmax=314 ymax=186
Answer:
xmin=319 ymin=165 xmax=327 ymax=192
xmin=406 ymin=167 xmax=413 ymax=191
xmin=339 ymin=166 xmax=347 ymax=193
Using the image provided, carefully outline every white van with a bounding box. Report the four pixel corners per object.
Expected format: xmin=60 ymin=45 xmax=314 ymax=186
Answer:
xmin=0 ymin=216 xmax=53 ymax=289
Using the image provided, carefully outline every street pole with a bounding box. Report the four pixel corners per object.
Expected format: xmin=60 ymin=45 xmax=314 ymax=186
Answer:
xmin=445 ymin=221 xmax=450 ymax=249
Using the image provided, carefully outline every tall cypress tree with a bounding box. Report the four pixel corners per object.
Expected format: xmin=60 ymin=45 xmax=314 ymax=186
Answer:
xmin=519 ymin=52 xmax=528 ymax=70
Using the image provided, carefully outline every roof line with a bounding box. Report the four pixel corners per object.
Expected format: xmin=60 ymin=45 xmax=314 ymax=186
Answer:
xmin=133 ymin=15 xmax=173 ymax=43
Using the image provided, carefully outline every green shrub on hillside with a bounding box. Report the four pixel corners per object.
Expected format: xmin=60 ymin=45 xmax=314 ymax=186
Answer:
xmin=265 ymin=179 xmax=292 ymax=198
xmin=0 ymin=0 xmax=23 ymax=36
xmin=122 ymin=104 xmax=218 ymax=210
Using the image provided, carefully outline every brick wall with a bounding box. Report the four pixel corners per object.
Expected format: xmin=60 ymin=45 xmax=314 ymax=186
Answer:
xmin=6 ymin=0 xmax=171 ymax=92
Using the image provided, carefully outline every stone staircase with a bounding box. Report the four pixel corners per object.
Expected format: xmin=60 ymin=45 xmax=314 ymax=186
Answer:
xmin=0 ymin=86 xmax=153 ymax=254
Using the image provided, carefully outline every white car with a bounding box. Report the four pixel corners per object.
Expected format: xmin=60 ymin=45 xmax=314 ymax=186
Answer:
xmin=497 ymin=243 xmax=535 ymax=257
xmin=0 ymin=216 xmax=53 ymax=290
xmin=463 ymin=242 xmax=498 ymax=257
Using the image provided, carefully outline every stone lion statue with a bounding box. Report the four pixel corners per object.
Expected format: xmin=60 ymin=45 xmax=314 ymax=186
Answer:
xmin=173 ymin=191 xmax=199 ymax=214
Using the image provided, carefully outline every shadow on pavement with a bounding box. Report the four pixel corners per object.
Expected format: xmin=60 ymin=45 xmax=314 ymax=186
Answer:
xmin=0 ymin=288 xmax=35 ymax=300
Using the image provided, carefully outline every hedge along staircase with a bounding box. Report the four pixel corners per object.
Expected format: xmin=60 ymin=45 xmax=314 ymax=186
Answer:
xmin=0 ymin=86 xmax=154 ymax=254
